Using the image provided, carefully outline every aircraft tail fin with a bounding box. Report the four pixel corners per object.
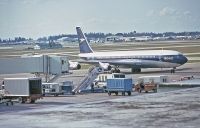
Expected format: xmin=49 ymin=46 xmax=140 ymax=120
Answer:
xmin=76 ymin=27 xmax=93 ymax=53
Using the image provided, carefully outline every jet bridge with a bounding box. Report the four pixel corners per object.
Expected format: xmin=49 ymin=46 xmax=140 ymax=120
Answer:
xmin=72 ymin=67 xmax=102 ymax=93
xmin=0 ymin=55 xmax=69 ymax=75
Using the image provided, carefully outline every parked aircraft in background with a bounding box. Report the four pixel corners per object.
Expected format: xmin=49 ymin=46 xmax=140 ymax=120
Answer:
xmin=76 ymin=27 xmax=188 ymax=73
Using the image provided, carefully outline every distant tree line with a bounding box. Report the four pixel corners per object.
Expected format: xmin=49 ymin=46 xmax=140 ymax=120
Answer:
xmin=120 ymin=31 xmax=200 ymax=37
xmin=36 ymin=33 xmax=110 ymax=42
xmin=40 ymin=31 xmax=200 ymax=41
xmin=37 ymin=34 xmax=77 ymax=42
xmin=1 ymin=31 xmax=200 ymax=44
xmin=0 ymin=37 xmax=33 ymax=44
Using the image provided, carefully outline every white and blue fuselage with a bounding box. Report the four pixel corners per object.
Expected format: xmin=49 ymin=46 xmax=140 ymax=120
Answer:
xmin=76 ymin=27 xmax=188 ymax=71
xmin=79 ymin=50 xmax=187 ymax=68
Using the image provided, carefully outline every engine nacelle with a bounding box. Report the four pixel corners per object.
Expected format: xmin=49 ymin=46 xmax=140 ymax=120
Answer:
xmin=98 ymin=62 xmax=111 ymax=71
xmin=69 ymin=61 xmax=81 ymax=70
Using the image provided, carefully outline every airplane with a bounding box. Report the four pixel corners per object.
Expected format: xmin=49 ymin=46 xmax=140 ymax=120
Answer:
xmin=76 ymin=26 xmax=188 ymax=73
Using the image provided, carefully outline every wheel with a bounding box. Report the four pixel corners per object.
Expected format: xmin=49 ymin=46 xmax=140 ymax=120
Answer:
xmin=30 ymin=99 xmax=35 ymax=104
xmin=108 ymin=92 xmax=111 ymax=96
xmin=131 ymin=68 xmax=141 ymax=73
xmin=71 ymin=91 xmax=75 ymax=95
xmin=136 ymin=69 xmax=141 ymax=73
xmin=145 ymin=91 xmax=148 ymax=93
xmin=171 ymin=68 xmax=175 ymax=73
xmin=139 ymin=89 xmax=142 ymax=93
xmin=115 ymin=92 xmax=118 ymax=96
xmin=122 ymin=92 xmax=125 ymax=96
xmin=21 ymin=98 xmax=26 ymax=104
xmin=128 ymin=91 xmax=131 ymax=96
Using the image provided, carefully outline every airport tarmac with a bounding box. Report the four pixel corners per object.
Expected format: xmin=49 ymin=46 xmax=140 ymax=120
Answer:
xmin=0 ymin=61 xmax=200 ymax=128
xmin=0 ymin=40 xmax=200 ymax=127
xmin=0 ymin=87 xmax=200 ymax=128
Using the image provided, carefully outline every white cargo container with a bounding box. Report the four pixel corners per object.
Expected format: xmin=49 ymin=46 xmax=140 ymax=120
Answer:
xmin=0 ymin=55 xmax=69 ymax=75
xmin=3 ymin=77 xmax=42 ymax=103
xmin=95 ymin=73 xmax=131 ymax=88
xmin=138 ymin=75 xmax=169 ymax=84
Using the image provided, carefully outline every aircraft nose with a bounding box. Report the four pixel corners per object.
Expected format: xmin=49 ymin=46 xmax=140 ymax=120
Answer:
xmin=182 ymin=55 xmax=188 ymax=64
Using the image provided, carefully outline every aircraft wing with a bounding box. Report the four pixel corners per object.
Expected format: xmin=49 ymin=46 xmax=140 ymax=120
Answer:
xmin=77 ymin=59 xmax=143 ymax=67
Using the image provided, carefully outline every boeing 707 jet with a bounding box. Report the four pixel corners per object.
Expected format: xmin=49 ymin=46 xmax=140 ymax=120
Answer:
xmin=76 ymin=27 xmax=188 ymax=73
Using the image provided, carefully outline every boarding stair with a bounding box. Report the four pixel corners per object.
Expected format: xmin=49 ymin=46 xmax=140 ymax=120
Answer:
xmin=73 ymin=67 xmax=102 ymax=93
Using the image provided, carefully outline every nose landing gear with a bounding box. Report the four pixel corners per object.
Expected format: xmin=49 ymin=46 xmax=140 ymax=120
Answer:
xmin=131 ymin=68 xmax=141 ymax=73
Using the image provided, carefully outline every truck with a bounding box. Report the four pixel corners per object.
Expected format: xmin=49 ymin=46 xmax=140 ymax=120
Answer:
xmin=42 ymin=82 xmax=74 ymax=96
xmin=3 ymin=78 xmax=42 ymax=103
xmin=42 ymin=83 xmax=66 ymax=96
xmin=106 ymin=73 xmax=133 ymax=96
xmin=135 ymin=78 xmax=158 ymax=93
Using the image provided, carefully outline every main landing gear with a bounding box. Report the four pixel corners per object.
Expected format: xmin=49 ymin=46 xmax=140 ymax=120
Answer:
xmin=131 ymin=68 xmax=141 ymax=73
xmin=111 ymin=67 xmax=120 ymax=73
xmin=171 ymin=67 xmax=176 ymax=73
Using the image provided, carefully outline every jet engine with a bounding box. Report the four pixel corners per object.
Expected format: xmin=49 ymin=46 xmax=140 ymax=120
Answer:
xmin=99 ymin=62 xmax=111 ymax=71
xmin=69 ymin=61 xmax=81 ymax=70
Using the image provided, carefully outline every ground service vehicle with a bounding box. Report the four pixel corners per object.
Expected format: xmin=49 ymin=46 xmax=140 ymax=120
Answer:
xmin=106 ymin=73 xmax=133 ymax=96
xmin=3 ymin=78 xmax=42 ymax=103
xmin=135 ymin=80 xmax=158 ymax=93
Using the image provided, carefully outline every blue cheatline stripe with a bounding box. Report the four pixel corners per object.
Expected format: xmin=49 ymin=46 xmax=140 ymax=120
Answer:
xmin=82 ymin=54 xmax=187 ymax=65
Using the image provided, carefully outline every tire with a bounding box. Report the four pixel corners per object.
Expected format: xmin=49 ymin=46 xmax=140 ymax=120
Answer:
xmin=21 ymin=98 xmax=26 ymax=104
xmin=30 ymin=99 xmax=35 ymax=104
xmin=122 ymin=92 xmax=125 ymax=96
xmin=108 ymin=92 xmax=111 ymax=96
xmin=128 ymin=91 xmax=131 ymax=96
xmin=115 ymin=92 xmax=118 ymax=96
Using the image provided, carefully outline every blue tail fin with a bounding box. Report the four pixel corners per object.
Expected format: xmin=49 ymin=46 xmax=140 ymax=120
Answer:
xmin=76 ymin=27 xmax=93 ymax=53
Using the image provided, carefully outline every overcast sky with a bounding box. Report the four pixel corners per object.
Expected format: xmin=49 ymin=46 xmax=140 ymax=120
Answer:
xmin=0 ymin=0 xmax=200 ymax=39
